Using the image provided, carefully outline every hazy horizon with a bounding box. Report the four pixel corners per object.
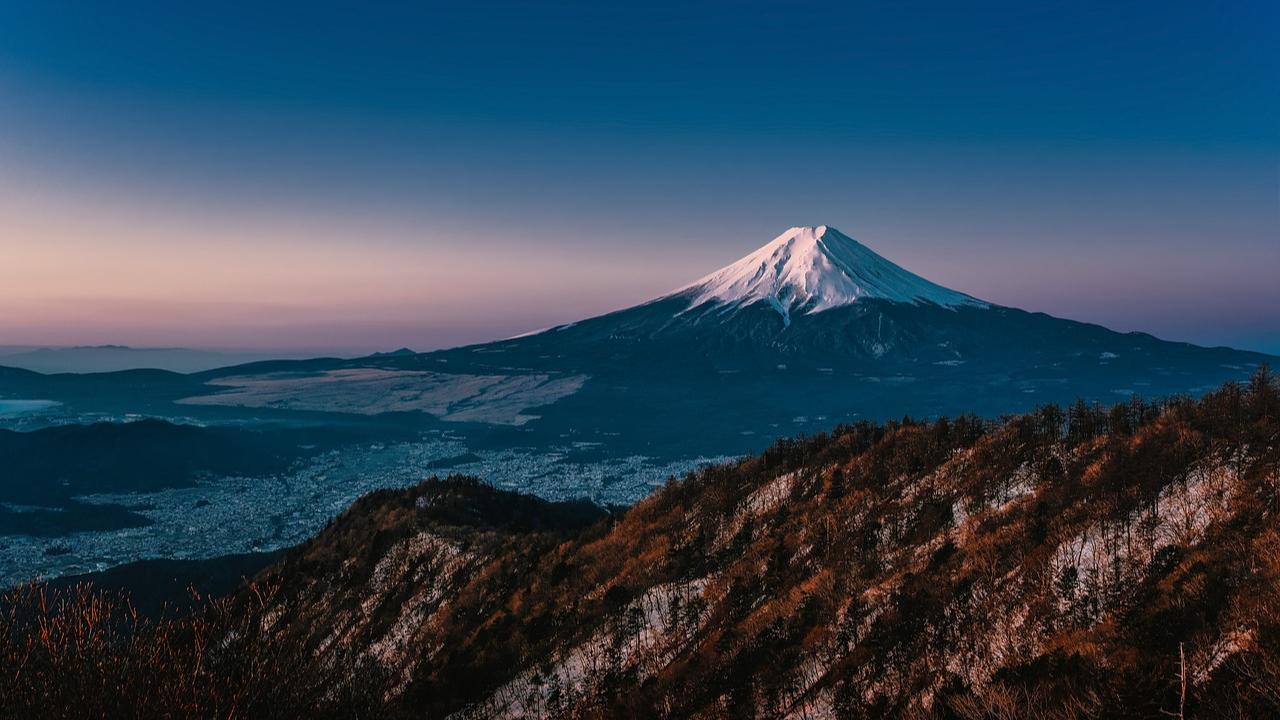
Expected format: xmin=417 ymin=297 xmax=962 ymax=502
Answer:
xmin=2 ymin=2 xmax=1276 ymax=354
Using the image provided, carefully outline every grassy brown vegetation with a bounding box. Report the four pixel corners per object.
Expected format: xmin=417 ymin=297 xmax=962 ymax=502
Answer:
xmin=3 ymin=369 xmax=1279 ymax=718
xmin=0 ymin=581 xmax=383 ymax=719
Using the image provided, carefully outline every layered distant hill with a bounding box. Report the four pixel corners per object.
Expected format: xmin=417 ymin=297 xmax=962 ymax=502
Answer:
xmin=7 ymin=373 xmax=1279 ymax=717
xmin=0 ymin=345 xmax=328 ymax=374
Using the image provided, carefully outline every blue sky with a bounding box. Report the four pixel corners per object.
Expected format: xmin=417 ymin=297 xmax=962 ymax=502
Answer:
xmin=0 ymin=1 xmax=1276 ymax=352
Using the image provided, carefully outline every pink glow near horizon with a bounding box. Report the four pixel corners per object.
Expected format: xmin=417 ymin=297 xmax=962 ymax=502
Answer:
xmin=0 ymin=181 xmax=677 ymax=350
xmin=2 ymin=174 xmax=1277 ymax=355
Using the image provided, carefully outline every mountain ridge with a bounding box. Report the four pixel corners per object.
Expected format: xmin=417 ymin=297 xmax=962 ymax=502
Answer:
xmin=219 ymin=371 xmax=1280 ymax=718
xmin=8 ymin=373 xmax=1278 ymax=717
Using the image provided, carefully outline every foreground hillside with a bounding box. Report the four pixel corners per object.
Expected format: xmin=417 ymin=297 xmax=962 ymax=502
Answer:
xmin=5 ymin=372 xmax=1280 ymax=718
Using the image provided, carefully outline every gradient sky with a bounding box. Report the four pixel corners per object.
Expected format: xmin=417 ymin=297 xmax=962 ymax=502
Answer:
xmin=1 ymin=1 xmax=1276 ymax=353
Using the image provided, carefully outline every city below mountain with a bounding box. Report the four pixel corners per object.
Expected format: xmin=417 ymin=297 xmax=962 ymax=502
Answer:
xmin=6 ymin=372 xmax=1279 ymax=717
xmin=1 ymin=226 xmax=1275 ymax=718
xmin=7 ymin=3 xmax=1271 ymax=716
xmin=0 ymin=226 xmax=1273 ymax=583
xmin=2 ymin=226 xmax=1280 ymax=712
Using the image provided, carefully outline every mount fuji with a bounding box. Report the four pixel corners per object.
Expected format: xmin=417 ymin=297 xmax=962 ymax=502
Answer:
xmin=7 ymin=225 xmax=1270 ymax=462
xmin=674 ymin=225 xmax=985 ymax=322
xmin=334 ymin=224 xmax=1271 ymax=454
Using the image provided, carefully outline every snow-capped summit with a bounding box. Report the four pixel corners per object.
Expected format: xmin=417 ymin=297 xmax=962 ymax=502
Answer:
xmin=673 ymin=225 xmax=985 ymax=325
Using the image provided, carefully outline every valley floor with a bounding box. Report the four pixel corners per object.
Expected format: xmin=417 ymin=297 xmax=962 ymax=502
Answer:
xmin=2 ymin=429 xmax=728 ymax=586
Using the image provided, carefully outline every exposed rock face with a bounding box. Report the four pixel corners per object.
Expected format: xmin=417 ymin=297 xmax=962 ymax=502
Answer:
xmin=252 ymin=375 xmax=1280 ymax=718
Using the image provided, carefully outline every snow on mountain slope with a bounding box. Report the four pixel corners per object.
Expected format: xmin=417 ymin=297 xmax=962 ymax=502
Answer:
xmin=672 ymin=225 xmax=986 ymax=326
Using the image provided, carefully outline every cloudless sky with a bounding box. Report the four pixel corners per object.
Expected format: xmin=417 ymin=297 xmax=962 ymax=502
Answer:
xmin=1 ymin=1 xmax=1276 ymax=353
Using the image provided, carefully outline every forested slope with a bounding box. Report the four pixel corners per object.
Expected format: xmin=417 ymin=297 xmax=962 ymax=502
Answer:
xmin=5 ymin=371 xmax=1279 ymax=719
